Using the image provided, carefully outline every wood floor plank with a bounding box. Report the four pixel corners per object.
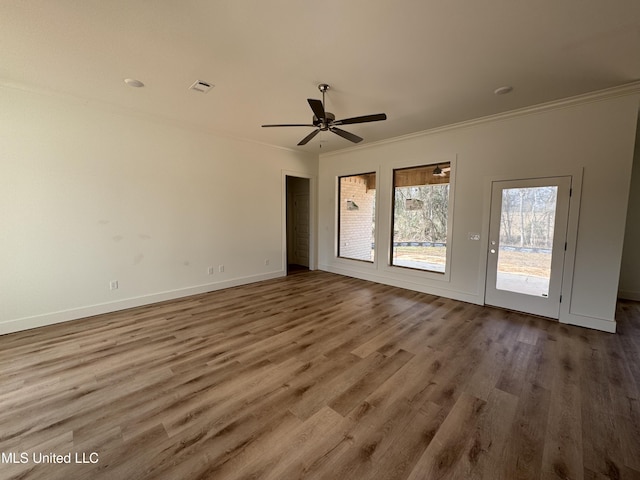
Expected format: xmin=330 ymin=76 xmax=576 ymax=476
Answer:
xmin=304 ymin=399 xmax=438 ymax=480
xmin=1 ymin=272 xmax=639 ymax=479
xmin=406 ymin=391 xmax=487 ymax=480
xmin=524 ymin=333 xmax=559 ymax=391
xmin=461 ymin=387 xmax=520 ymax=480
xmin=617 ymin=397 xmax=640 ymax=473
xmin=258 ymin=406 xmax=349 ymax=480
xmin=289 ymin=351 xmax=388 ymax=421
xmin=541 ymin=334 xmax=584 ymax=480
xmin=502 ymin=381 xmax=551 ymax=480
xmin=368 ymin=401 xmax=446 ymax=480
xmin=328 ymin=349 xmax=414 ymax=416
xmin=496 ymin=340 xmax=537 ymax=397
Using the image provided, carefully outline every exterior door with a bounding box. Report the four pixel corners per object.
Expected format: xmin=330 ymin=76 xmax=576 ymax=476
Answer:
xmin=485 ymin=176 xmax=571 ymax=319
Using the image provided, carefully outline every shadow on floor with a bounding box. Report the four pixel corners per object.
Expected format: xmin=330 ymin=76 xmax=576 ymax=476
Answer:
xmin=287 ymin=264 xmax=309 ymax=275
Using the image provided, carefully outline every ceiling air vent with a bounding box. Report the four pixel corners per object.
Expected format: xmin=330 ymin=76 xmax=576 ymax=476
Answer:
xmin=189 ymin=80 xmax=214 ymax=93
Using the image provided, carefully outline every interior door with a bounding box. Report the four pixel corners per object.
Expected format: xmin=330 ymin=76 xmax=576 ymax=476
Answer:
xmin=485 ymin=176 xmax=571 ymax=319
xmin=292 ymin=193 xmax=310 ymax=267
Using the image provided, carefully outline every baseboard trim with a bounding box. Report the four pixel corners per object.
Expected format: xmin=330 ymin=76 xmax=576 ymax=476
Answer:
xmin=319 ymin=264 xmax=482 ymax=306
xmin=320 ymin=265 xmax=619 ymax=333
xmin=0 ymin=271 xmax=285 ymax=336
xmin=618 ymin=290 xmax=640 ymax=301
xmin=560 ymin=313 xmax=617 ymax=333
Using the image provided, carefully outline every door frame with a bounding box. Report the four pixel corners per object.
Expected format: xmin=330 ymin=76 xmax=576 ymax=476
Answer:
xmin=485 ymin=176 xmax=571 ymax=319
xmin=282 ymin=171 xmax=316 ymax=272
xmin=479 ymin=169 xmax=584 ymax=324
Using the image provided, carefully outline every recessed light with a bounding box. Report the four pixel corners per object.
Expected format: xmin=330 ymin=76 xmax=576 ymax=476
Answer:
xmin=494 ymin=86 xmax=513 ymax=95
xmin=124 ymin=78 xmax=145 ymax=88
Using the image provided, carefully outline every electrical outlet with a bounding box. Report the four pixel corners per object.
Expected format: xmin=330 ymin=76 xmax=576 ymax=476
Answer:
xmin=109 ymin=280 xmax=119 ymax=290
xmin=207 ymin=266 xmax=214 ymax=275
xmin=264 ymin=259 xmax=270 ymax=266
xmin=218 ymin=265 xmax=224 ymax=273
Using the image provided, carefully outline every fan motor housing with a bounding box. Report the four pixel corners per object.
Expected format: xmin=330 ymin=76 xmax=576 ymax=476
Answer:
xmin=313 ymin=112 xmax=335 ymax=129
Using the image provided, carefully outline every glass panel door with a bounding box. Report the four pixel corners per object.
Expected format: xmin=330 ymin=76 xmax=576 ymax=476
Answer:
xmin=495 ymin=186 xmax=558 ymax=297
xmin=485 ymin=177 xmax=571 ymax=319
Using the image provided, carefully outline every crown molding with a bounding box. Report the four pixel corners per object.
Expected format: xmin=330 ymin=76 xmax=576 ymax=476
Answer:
xmin=0 ymin=79 xmax=311 ymax=157
xmin=321 ymin=81 xmax=640 ymax=158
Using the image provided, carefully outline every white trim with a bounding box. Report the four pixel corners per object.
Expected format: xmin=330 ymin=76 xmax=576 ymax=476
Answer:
xmin=382 ymin=157 xmax=456 ymax=283
xmin=320 ymin=81 xmax=640 ymax=158
xmin=484 ymin=176 xmax=571 ymax=319
xmin=477 ymin=169 xmax=619 ymax=331
xmin=319 ymin=264 xmax=482 ymax=305
xmin=0 ymin=81 xmax=308 ymax=156
xmin=336 ymin=169 xmax=379 ymax=264
xmin=480 ymin=168 xmax=584 ymax=304
xmin=561 ymin=169 xmax=585 ymax=322
xmin=321 ymin=263 xmax=616 ymax=333
xmin=618 ymin=290 xmax=640 ymax=301
xmin=0 ymin=271 xmax=284 ymax=336
xmin=282 ymin=170 xmax=317 ymax=271
xmin=5 ymin=79 xmax=639 ymax=159
xmin=559 ymin=312 xmax=616 ymax=333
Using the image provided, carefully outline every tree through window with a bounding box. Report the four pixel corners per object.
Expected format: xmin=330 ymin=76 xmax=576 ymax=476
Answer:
xmin=391 ymin=163 xmax=451 ymax=273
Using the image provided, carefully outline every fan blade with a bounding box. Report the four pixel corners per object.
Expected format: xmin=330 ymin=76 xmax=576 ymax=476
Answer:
xmin=297 ymin=129 xmax=320 ymax=146
xmin=262 ymin=124 xmax=316 ymax=127
xmin=330 ymin=127 xmax=363 ymax=143
xmin=333 ymin=113 xmax=387 ymax=126
xmin=307 ymin=99 xmax=325 ymax=121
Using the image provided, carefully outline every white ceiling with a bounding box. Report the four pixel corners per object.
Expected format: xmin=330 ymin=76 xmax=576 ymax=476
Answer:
xmin=2 ymin=1 xmax=639 ymax=153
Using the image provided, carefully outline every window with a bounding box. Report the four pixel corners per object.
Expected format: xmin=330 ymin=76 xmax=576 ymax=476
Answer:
xmin=391 ymin=162 xmax=451 ymax=273
xmin=338 ymin=173 xmax=376 ymax=262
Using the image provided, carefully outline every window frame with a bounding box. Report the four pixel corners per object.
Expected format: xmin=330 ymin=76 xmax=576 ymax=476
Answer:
xmin=389 ymin=160 xmax=455 ymax=278
xmin=337 ymin=171 xmax=377 ymax=263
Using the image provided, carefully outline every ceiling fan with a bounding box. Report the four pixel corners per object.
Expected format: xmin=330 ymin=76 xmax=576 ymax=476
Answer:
xmin=262 ymin=84 xmax=387 ymax=146
xmin=433 ymin=164 xmax=451 ymax=177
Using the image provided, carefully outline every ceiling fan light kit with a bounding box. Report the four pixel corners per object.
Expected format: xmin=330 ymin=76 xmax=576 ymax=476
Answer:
xmin=432 ymin=164 xmax=450 ymax=177
xmin=262 ymin=83 xmax=387 ymax=146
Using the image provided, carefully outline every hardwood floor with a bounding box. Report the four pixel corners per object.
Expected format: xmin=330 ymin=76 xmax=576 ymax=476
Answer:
xmin=1 ymin=271 xmax=639 ymax=480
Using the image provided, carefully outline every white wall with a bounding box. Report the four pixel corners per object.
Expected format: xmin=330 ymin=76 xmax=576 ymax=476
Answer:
xmin=318 ymin=93 xmax=639 ymax=332
xmin=0 ymin=85 xmax=317 ymax=334
xmin=619 ymin=115 xmax=640 ymax=301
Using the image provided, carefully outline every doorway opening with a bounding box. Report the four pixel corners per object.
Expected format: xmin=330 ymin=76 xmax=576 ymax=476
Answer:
xmin=286 ymin=176 xmax=310 ymax=275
